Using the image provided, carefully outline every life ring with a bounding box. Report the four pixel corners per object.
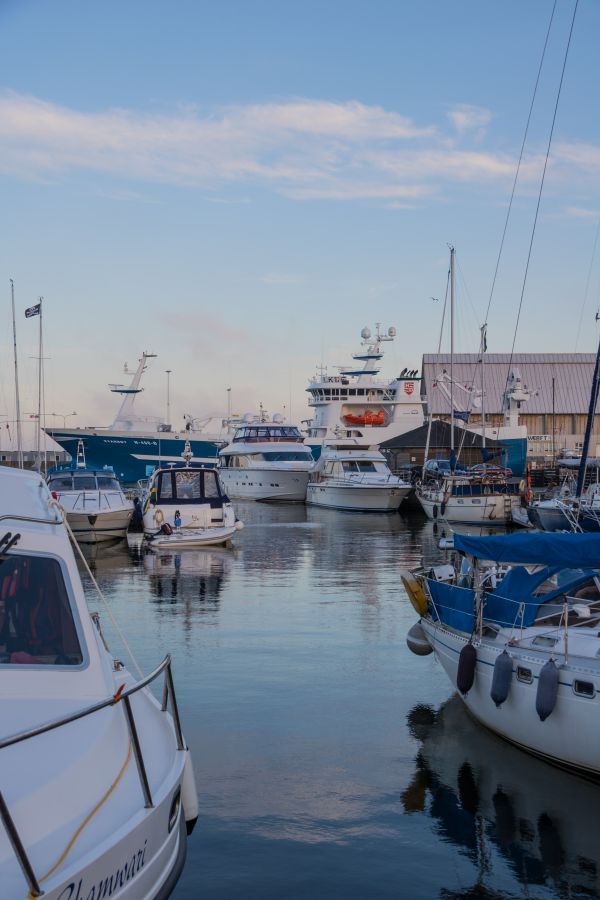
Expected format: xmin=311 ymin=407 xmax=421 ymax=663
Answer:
xmin=154 ymin=508 xmax=165 ymax=526
xmin=400 ymin=570 xmax=428 ymax=616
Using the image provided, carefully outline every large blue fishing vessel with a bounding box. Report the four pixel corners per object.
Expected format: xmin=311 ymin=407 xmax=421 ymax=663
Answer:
xmin=45 ymin=352 xmax=228 ymax=484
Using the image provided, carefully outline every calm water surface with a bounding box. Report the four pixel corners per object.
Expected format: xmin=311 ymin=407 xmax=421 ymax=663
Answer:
xmin=79 ymin=504 xmax=600 ymax=900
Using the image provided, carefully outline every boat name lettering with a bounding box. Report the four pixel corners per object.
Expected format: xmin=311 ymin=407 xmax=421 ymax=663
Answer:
xmin=103 ymin=439 xmax=127 ymax=445
xmin=56 ymin=839 xmax=148 ymax=900
xmin=132 ymin=439 xmax=158 ymax=446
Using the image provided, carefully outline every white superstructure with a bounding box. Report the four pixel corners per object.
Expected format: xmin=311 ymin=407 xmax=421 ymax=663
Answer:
xmin=306 ymin=443 xmax=411 ymax=511
xmin=304 ymin=325 xmax=424 ymax=453
xmin=0 ymin=466 xmax=197 ymax=899
xmin=218 ymin=414 xmax=314 ymax=502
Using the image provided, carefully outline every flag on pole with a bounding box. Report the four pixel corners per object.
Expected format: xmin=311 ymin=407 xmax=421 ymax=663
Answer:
xmin=25 ymin=303 xmax=41 ymax=318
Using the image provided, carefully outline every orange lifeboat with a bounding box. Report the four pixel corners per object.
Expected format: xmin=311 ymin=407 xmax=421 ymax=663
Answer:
xmin=343 ymin=409 xmax=385 ymax=426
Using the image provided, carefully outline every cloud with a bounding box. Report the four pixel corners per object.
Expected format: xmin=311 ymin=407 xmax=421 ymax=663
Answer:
xmin=447 ymin=104 xmax=492 ymax=135
xmin=564 ymin=205 xmax=600 ymax=219
xmin=0 ymin=90 xmax=598 ymax=206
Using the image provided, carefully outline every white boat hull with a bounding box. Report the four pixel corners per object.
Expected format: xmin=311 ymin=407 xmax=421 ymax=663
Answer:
xmin=147 ymin=523 xmax=239 ymax=550
xmin=417 ymin=491 xmax=520 ymax=525
xmin=420 ymin=617 xmax=600 ymax=776
xmin=306 ymin=482 xmax=410 ymax=511
xmin=64 ymin=507 xmax=133 ymax=543
xmin=218 ymin=467 xmax=310 ymax=502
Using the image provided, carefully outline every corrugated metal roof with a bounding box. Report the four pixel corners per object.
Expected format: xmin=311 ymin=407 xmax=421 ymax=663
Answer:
xmin=422 ymin=353 xmax=597 ymax=415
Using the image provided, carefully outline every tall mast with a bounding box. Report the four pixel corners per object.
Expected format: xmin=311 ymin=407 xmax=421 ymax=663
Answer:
xmin=36 ymin=297 xmax=43 ymax=472
xmin=10 ymin=280 xmax=23 ymax=468
xmin=480 ymin=323 xmax=487 ymax=449
xmin=576 ymin=332 xmax=600 ymax=499
xmin=450 ymin=246 xmax=455 ymax=456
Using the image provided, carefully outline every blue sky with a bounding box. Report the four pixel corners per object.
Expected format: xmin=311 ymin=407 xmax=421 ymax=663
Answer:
xmin=1 ymin=0 xmax=599 ymax=430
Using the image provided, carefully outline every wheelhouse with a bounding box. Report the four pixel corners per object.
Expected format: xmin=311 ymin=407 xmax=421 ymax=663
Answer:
xmin=230 ymin=425 xmax=305 ymax=443
xmin=152 ymin=466 xmax=225 ymax=504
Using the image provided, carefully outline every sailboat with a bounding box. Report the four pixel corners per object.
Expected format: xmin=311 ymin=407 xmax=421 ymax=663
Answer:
xmin=416 ymin=248 xmax=529 ymax=525
xmin=528 ymin=332 xmax=600 ymax=532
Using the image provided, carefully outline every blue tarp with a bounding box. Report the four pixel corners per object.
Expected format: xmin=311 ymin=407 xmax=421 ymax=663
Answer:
xmin=453 ymin=532 xmax=600 ymax=568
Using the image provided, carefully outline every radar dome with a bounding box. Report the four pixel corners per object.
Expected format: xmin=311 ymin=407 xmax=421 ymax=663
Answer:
xmin=272 ymin=413 xmax=284 ymax=424
xmin=388 ymin=326 xmax=397 ymax=337
xmin=361 ymin=326 xmax=371 ymax=340
xmin=243 ymin=413 xmax=254 ymax=423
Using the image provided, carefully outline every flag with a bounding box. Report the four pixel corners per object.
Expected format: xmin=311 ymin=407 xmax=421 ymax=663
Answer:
xmin=480 ymin=323 xmax=487 ymax=353
xmin=452 ymin=410 xmax=470 ymax=423
xmin=25 ymin=303 xmax=41 ymax=318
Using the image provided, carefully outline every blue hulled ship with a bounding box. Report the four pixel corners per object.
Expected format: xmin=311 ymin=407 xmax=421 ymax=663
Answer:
xmin=45 ymin=352 xmax=229 ymax=484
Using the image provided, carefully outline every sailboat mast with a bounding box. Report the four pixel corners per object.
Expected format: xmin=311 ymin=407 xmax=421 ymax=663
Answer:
xmin=576 ymin=333 xmax=600 ymax=499
xmin=450 ymin=246 xmax=455 ymax=455
xmin=36 ymin=298 xmax=43 ymax=471
xmin=480 ymin=324 xmax=486 ymax=450
xmin=10 ymin=280 xmax=23 ymax=468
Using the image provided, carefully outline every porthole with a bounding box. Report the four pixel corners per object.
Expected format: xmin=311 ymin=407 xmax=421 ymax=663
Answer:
xmin=573 ymin=680 xmax=595 ymax=698
xmin=517 ymin=666 xmax=533 ymax=684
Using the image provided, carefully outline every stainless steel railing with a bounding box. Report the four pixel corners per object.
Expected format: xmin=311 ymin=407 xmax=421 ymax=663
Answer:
xmin=0 ymin=654 xmax=185 ymax=897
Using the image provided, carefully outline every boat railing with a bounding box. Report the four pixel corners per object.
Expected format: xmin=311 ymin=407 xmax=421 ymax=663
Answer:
xmin=0 ymin=653 xmax=184 ymax=898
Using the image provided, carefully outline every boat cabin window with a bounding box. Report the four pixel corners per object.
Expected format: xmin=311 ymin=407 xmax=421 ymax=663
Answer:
xmin=203 ymin=471 xmax=220 ymax=498
xmin=157 ymin=468 xmax=223 ymax=502
xmin=97 ymin=476 xmax=121 ymax=490
xmin=173 ymin=470 xmax=202 ymax=500
xmin=262 ymin=451 xmax=312 ymax=461
xmin=0 ymin=554 xmax=84 ymax=666
xmin=48 ymin=475 xmax=74 ymax=491
xmin=72 ymin=475 xmax=97 ymax=491
xmin=342 ymin=461 xmax=377 ymax=473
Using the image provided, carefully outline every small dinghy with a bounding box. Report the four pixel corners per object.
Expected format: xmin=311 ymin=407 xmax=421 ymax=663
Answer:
xmin=148 ymin=521 xmax=243 ymax=550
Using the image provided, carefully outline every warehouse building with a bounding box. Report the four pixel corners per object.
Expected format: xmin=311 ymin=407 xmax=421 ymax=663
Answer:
xmin=421 ymin=353 xmax=599 ymax=464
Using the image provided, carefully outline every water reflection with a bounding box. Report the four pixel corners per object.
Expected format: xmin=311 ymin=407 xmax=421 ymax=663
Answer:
xmin=143 ymin=546 xmax=233 ymax=605
xmin=403 ymin=696 xmax=600 ymax=898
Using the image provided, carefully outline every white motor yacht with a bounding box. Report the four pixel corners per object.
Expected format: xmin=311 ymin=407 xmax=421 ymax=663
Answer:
xmin=47 ymin=446 xmax=134 ymax=544
xmin=143 ymin=445 xmax=242 ymax=548
xmin=306 ymin=444 xmax=411 ymax=511
xmin=0 ymin=466 xmax=197 ymax=899
xmin=218 ymin=415 xmax=314 ymax=502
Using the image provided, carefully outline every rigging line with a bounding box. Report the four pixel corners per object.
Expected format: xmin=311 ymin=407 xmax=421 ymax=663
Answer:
xmin=574 ymin=214 xmax=600 ymax=351
xmin=504 ymin=0 xmax=579 ymax=399
xmin=484 ymin=0 xmax=558 ymax=329
xmin=436 ymin=266 xmax=451 ymax=354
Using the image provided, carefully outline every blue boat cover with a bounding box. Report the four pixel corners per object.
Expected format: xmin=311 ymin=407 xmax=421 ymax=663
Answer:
xmin=453 ymin=532 xmax=600 ymax=568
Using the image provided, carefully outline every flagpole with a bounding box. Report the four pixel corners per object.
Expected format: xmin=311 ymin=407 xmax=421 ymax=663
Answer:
xmin=10 ymin=279 xmax=23 ymax=468
xmin=36 ymin=297 xmax=43 ymax=471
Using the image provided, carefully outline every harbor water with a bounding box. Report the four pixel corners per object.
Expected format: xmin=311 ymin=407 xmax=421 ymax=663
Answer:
xmin=79 ymin=503 xmax=600 ymax=900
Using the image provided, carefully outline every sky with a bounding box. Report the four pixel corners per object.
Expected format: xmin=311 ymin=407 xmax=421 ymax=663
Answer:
xmin=1 ymin=0 xmax=600 ymax=432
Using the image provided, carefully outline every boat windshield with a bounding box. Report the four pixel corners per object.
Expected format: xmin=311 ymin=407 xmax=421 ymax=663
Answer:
xmin=72 ymin=475 xmax=97 ymax=490
xmin=97 ymin=476 xmax=121 ymax=490
xmin=342 ymin=461 xmax=378 ymax=473
xmin=48 ymin=474 xmax=74 ymax=491
xmin=0 ymin=554 xmax=84 ymax=666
